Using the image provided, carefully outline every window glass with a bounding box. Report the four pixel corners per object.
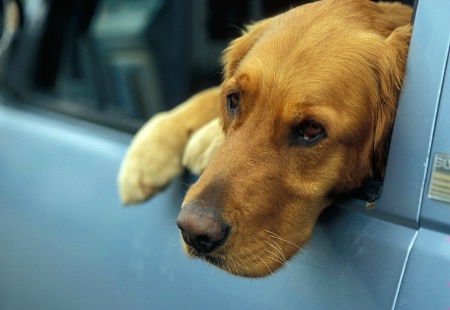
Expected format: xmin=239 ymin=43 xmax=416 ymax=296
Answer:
xmin=0 ymin=0 xmax=415 ymax=132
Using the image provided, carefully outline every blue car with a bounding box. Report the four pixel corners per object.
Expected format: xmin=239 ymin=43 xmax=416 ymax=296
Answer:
xmin=0 ymin=0 xmax=448 ymax=309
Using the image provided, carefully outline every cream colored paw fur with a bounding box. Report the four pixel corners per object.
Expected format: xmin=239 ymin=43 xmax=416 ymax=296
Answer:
xmin=182 ymin=118 xmax=224 ymax=175
xmin=118 ymin=113 xmax=185 ymax=204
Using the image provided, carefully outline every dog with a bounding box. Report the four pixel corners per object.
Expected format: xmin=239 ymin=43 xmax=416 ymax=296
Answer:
xmin=118 ymin=0 xmax=412 ymax=277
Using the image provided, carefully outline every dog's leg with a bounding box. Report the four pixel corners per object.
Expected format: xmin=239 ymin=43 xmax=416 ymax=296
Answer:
xmin=118 ymin=87 xmax=221 ymax=204
xmin=182 ymin=118 xmax=225 ymax=175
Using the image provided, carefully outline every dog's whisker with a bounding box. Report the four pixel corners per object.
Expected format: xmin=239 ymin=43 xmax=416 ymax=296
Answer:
xmin=169 ymin=238 xmax=183 ymax=251
xmin=272 ymin=241 xmax=286 ymax=260
xmin=174 ymin=180 xmax=192 ymax=189
xmin=257 ymin=252 xmax=273 ymax=275
xmin=264 ymin=240 xmax=287 ymax=262
xmin=254 ymin=235 xmax=290 ymax=274
xmin=221 ymin=248 xmax=236 ymax=275
xmin=264 ymin=251 xmax=286 ymax=266
xmin=298 ymin=247 xmax=316 ymax=262
xmin=263 ymin=247 xmax=298 ymax=283
xmin=262 ymin=235 xmax=301 ymax=281
xmin=266 ymin=230 xmax=316 ymax=263
xmin=229 ymin=254 xmax=245 ymax=277
xmin=263 ymin=229 xmax=301 ymax=249
xmin=239 ymin=249 xmax=253 ymax=265
xmin=239 ymin=249 xmax=260 ymax=276
xmin=239 ymin=248 xmax=257 ymax=264
xmin=264 ymin=247 xmax=286 ymax=265
xmin=240 ymin=247 xmax=273 ymax=276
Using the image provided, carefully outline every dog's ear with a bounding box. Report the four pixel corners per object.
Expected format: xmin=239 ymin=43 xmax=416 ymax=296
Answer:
xmin=373 ymin=23 xmax=412 ymax=178
xmin=221 ymin=19 xmax=272 ymax=80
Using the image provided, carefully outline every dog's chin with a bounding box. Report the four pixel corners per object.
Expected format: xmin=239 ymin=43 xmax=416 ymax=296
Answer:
xmin=181 ymin=240 xmax=289 ymax=278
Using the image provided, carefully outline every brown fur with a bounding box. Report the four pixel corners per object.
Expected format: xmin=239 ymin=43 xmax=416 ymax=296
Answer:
xmin=118 ymin=0 xmax=412 ymax=277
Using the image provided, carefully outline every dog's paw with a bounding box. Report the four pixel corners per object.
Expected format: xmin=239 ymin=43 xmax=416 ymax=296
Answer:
xmin=182 ymin=118 xmax=224 ymax=175
xmin=118 ymin=113 xmax=185 ymax=204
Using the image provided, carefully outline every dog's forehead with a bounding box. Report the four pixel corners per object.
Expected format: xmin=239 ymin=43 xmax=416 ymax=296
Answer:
xmin=233 ymin=34 xmax=376 ymax=111
xmin=229 ymin=1 xmax=381 ymax=103
xmin=232 ymin=4 xmax=381 ymax=89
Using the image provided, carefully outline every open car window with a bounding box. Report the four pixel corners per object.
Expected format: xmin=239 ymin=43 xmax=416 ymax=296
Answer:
xmin=0 ymin=0 xmax=416 ymax=133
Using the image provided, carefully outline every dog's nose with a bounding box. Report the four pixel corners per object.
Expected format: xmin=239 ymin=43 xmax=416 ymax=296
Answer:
xmin=176 ymin=202 xmax=230 ymax=254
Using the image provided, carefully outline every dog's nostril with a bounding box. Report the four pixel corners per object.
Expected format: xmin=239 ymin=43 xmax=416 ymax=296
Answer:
xmin=195 ymin=234 xmax=220 ymax=253
xmin=178 ymin=223 xmax=230 ymax=254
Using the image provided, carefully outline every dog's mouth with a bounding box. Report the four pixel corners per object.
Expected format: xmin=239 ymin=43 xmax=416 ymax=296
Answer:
xmin=187 ymin=248 xmax=254 ymax=277
xmin=184 ymin=243 xmax=227 ymax=269
xmin=181 ymin=233 xmax=301 ymax=278
xmin=198 ymin=252 xmax=226 ymax=269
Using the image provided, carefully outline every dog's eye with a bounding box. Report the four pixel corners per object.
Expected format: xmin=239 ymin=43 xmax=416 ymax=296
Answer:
xmin=290 ymin=120 xmax=326 ymax=146
xmin=226 ymin=93 xmax=240 ymax=114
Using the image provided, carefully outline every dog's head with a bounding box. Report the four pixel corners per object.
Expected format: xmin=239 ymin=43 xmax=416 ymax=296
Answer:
xmin=177 ymin=0 xmax=412 ymax=277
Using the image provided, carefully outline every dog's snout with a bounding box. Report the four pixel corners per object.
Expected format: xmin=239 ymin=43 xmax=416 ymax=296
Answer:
xmin=177 ymin=203 xmax=230 ymax=254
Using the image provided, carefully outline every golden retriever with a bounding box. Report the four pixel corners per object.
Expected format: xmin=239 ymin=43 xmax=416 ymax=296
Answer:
xmin=118 ymin=0 xmax=412 ymax=277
